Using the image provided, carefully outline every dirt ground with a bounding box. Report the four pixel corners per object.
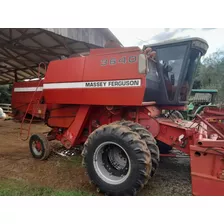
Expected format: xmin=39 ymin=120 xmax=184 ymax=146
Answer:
xmin=0 ymin=120 xmax=192 ymax=196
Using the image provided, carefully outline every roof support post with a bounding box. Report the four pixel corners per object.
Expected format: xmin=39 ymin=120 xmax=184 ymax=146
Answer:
xmin=15 ymin=70 xmax=18 ymax=82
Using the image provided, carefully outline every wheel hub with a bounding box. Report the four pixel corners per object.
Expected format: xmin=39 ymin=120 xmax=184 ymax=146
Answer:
xmin=35 ymin=141 xmax=42 ymax=151
xmin=32 ymin=140 xmax=42 ymax=156
xmin=108 ymin=146 xmax=127 ymax=170
xmin=93 ymin=141 xmax=131 ymax=185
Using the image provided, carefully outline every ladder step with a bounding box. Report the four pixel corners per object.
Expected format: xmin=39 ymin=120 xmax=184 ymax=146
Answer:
xmin=19 ymin=68 xmax=45 ymax=141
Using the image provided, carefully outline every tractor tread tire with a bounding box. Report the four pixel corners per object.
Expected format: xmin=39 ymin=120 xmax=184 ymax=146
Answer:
xmin=82 ymin=124 xmax=151 ymax=196
xmin=112 ymin=120 xmax=160 ymax=177
xmin=29 ymin=134 xmax=51 ymax=160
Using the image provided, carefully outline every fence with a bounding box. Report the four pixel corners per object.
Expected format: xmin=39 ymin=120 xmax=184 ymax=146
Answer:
xmin=0 ymin=103 xmax=12 ymax=114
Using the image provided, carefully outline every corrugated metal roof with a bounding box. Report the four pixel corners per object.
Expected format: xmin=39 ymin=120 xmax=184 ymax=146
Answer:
xmin=0 ymin=28 xmax=122 ymax=84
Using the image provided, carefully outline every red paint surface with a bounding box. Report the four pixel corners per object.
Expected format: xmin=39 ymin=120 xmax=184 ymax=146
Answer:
xmin=190 ymin=145 xmax=224 ymax=196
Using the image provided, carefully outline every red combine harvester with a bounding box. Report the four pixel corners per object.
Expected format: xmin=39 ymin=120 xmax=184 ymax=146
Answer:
xmin=11 ymin=37 xmax=224 ymax=196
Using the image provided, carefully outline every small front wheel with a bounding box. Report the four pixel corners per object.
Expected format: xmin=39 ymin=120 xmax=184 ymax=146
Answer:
xmin=29 ymin=134 xmax=51 ymax=160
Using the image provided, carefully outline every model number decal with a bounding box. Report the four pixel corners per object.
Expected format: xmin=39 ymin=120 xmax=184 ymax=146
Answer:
xmin=101 ymin=56 xmax=137 ymax=66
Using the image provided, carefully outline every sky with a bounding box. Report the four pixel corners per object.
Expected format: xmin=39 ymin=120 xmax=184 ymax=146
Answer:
xmin=110 ymin=28 xmax=224 ymax=58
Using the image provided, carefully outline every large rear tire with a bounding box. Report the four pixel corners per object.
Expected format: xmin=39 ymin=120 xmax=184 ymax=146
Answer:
xmin=113 ymin=120 xmax=160 ymax=177
xmin=82 ymin=124 xmax=151 ymax=196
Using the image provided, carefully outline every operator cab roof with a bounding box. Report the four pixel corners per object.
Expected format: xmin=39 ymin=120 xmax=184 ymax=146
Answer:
xmin=143 ymin=37 xmax=209 ymax=56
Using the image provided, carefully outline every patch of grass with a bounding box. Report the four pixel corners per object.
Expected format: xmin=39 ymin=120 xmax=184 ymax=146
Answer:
xmin=68 ymin=155 xmax=83 ymax=166
xmin=0 ymin=178 xmax=93 ymax=196
xmin=54 ymin=155 xmax=83 ymax=171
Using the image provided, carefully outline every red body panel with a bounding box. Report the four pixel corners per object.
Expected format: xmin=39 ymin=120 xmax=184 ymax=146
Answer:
xmin=12 ymin=80 xmax=43 ymax=104
xmin=190 ymin=145 xmax=224 ymax=196
xmin=156 ymin=118 xmax=195 ymax=154
xmin=43 ymin=47 xmax=145 ymax=106
xmin=47 ymin=105 xmax=79 ymax=128
xmin=44 ymin=57 xmax=85 ymax=83
xmin=12 ymin=80 xmax=44 ymax=117
xmin=43 ymin=57 xmax=85 ymax=104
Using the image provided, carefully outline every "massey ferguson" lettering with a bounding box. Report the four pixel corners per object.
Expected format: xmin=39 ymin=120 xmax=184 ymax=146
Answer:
xmin=85 ymin=82 xmax=107 ymax=87
xmin=84 ymin=79 xmax=141 ymax=88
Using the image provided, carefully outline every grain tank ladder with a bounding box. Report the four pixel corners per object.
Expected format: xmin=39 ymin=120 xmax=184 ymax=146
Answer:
xmin=19 ymin=63 xmax=46 ymax=141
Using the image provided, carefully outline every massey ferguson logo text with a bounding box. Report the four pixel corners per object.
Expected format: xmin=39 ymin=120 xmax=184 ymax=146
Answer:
xmin=85 ymin=79 xmax=141 ymax=88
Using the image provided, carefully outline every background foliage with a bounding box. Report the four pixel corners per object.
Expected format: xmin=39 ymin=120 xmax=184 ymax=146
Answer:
xmin=193 ymin=50 xmax=224 ymax=103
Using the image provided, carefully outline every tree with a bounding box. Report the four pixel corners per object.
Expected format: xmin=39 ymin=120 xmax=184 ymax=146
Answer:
xmin=195 ymin=50 xmax=224 ymax=103
xmin=192 ymin=79 xmax=202 ymax=89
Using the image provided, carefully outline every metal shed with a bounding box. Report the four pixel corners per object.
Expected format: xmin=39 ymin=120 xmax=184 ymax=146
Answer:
xmin=0 ymin=28 xmax=122 ymax=84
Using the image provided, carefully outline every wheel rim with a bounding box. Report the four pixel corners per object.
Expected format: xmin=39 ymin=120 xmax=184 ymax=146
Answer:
xmin=32 ymin=140 xmax=43 ymax=156
xmin=93 ymin=141 xmax=131 ymax=185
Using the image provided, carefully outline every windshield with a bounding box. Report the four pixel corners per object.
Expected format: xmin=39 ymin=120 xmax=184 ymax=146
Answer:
xmin=178 ymin=49 xmax=201 ymax=102
xmin=156 ymin=45 xmax=187 ymax=101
